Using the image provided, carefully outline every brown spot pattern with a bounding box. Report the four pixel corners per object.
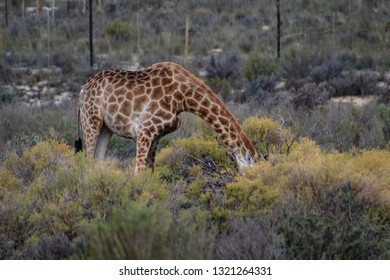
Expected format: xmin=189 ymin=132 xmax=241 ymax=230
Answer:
xmin=79 ymin=62 xmax=257 ymax=175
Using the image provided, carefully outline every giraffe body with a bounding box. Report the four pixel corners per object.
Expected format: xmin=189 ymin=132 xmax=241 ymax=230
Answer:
xmin=78 ymin=62 xmax=257 ymax=174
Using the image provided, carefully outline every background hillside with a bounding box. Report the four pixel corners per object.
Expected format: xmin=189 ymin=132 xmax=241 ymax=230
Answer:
xmin=0 ymin=0 xmax=389 ymax=260
xmin=0 ymin=0 xmax=389 ymax=150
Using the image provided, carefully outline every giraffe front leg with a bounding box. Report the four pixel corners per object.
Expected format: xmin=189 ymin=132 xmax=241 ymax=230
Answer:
xmin=134 ymin=117 xmax=181 ymax=175
xmin=135 ymin=130 xmax=154 ymax=175
xmin=145 ymin=117 xmax=181 ymax=172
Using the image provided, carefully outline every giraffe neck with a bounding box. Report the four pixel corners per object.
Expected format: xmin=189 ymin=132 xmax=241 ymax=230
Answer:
xmin=160 ymin=63 xmax=257 ymax=170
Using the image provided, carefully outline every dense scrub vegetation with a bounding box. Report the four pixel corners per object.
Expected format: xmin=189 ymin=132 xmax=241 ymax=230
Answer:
xmin=1 ymin=0 xmax=390 ymax=259
xmin=0 ymin=117 xmax=389 ymax=259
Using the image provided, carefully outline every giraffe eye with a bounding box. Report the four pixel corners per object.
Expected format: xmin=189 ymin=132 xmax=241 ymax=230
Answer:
xmin=246 ymin=150 xmax=254 ymax=165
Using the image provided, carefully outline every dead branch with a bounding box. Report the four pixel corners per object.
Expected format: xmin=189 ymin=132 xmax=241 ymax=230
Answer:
xmin=285 ymin=134 xmax=299 ymax=155
xmin=264 ymin=128 xmax=271 ymax=160
xmin=278 ymin=115 xmax=287 ymax=154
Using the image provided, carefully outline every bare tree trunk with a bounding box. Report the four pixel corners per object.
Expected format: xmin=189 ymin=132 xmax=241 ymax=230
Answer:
xmin=276 ymin=0 xmax=281 ymax=59
xmin=184 ymin=15 xmax=189 ymax=66
xmin=22 ymin=0 xmax=25 ymax=19
xmin=5 ymin=0 xmax=8 ymax=26
xmin=0 ymin=22 xmax=3 ymax=56
xmin=332 ymin=10 xmax=336 ymax=48
xmin=47 ymin=9 xmax=50 ymax=67
xmin=89 ymin=0 xmax=94 ymax=68
xmin=52 ymin=0 xmax=55 ymax=24
xmin=36 ymin=0 xmax=40 ymax=16
xmin=136 ymin=12 xmax=141 ymax=52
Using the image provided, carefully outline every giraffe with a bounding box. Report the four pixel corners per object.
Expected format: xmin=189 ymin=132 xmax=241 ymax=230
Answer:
xmin=77 ymin=62 xmax=258 ymax=174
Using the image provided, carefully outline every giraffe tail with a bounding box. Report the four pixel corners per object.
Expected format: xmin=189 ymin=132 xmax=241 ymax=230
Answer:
xmin=75 ymin=104 xmax=83 ymax=153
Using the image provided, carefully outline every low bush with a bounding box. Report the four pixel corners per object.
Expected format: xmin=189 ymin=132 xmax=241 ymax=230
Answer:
xmin=308 ymin=53 xmax=351 ymax=83
xmin=243 ymin=52 xmax=281 ymax=81
xmin=102 ymin=19 xmax=134 ymax=41
xmin=282 ymin=50 xmax=355 ymax=88
xmin=242 ymin=116 xmax=295 ymax=158
xmin=224 ymin=170 xmax=283 ymax=216
xmin=0 ymin=234 xmax=14 ymax=260
xmin=0 ymin=140 xmax=127 ymax=258
xmin=241 ymin=75 xmax=282 ymax=105
xmin=215 ymin=138 xmax=390 ymax=259
xmin=214 ymin=215 xmax=286 ymax=259
xmin=378 ymin=103 xmax=390 ymax=141
xmin=0 ymin=91 xmax=14 ymax=104
xmin=14 ymin=234 xmax=83 ymax=260
xmin=292 ymin=82 xmax=334 ymax=109
xmin=106 ymin=135 xmax=136 ymax=167
xmin=290 ymin=102 xmax=387 ymax=152
xmin=279 ymin=183 xmax=390 ymax=259
xmin=329 ymin=70 xmax=381 ymax=97
xmin=156 ymin=136 xmax=234 ymax=179
xmin=205 ymin=53 xmax=242 ymax=88
xmin=0 ymin=129 xmax=389 ymax=260
xmin=0 ymin=101 xmax=77 ymax=151
xmin=0 ymin=64 xmax=13 ymax=84
xmin=206 ymin=77 xmax=231 ymax=101
xmin=82 ymin=202 xmax=213 ymax=259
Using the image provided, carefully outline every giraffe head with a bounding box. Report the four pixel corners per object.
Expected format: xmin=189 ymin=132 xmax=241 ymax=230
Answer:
xmin=233 ymin=145 xmax=257 ymax=174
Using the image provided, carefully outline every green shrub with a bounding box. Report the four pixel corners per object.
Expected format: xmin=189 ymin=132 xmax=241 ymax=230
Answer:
xmin=0 ymin=102 xmax=77 ymax=151
xmin=243 ymin=52 xmax=281 ymax=81
xmin=292 ymin=82 xmax=334 ymax=109
xmin=225 ymin=176 xmax=283 ymax=216
xmin=4 ymin=140 xmax=72 ymax=184
xmin=0 ymin=193 xmax=32 ymax=249
xmin=107 ymin=135 xmax=135 ymax=164
xmin=1 ymin=141 xmax=131 ymax=258
xmin=214 ymin=216 xmax=286 ymax=259
xmin=0 ymin=234 xmax=14 ymax=260
xmin=82 ymin=202 xmax=213 ymax=259
xmin=0 ymin=91 xmax=14 ymax=104
xmin=1 ymin=131 xmax=389 ymax=260
xmin=0 ymin=168 xmax=21 ymax=194
xmin=102 ymin=19 xmax=133 ymax=41
xmin=156 ymin=136 xmax=234 ymax=178
xmin=205 ymin=53 xmax=242 ymax=88
xmin=14 ymin=234 xmax=83 ymax=260
xmin=378 ymin=103 xmax=390 ymax=141
xmin=120 ymin=170 xmax=169 ymax=205
xmin=242 ymin=116 xmax=294 ymax=158
xmin=278 ymin=183 xmax=390 ymax=259
xmin=207 ymin=77 xmax=231 ymax=101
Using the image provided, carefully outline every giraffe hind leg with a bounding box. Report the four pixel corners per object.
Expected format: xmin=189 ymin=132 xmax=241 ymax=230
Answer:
xmin=81 ymin=114 xmax=103 ymax=159
xmin=94 ymin=123 xmax=113 ymax=161
xmin=146 ymin=137 xmax=160 ymax=171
